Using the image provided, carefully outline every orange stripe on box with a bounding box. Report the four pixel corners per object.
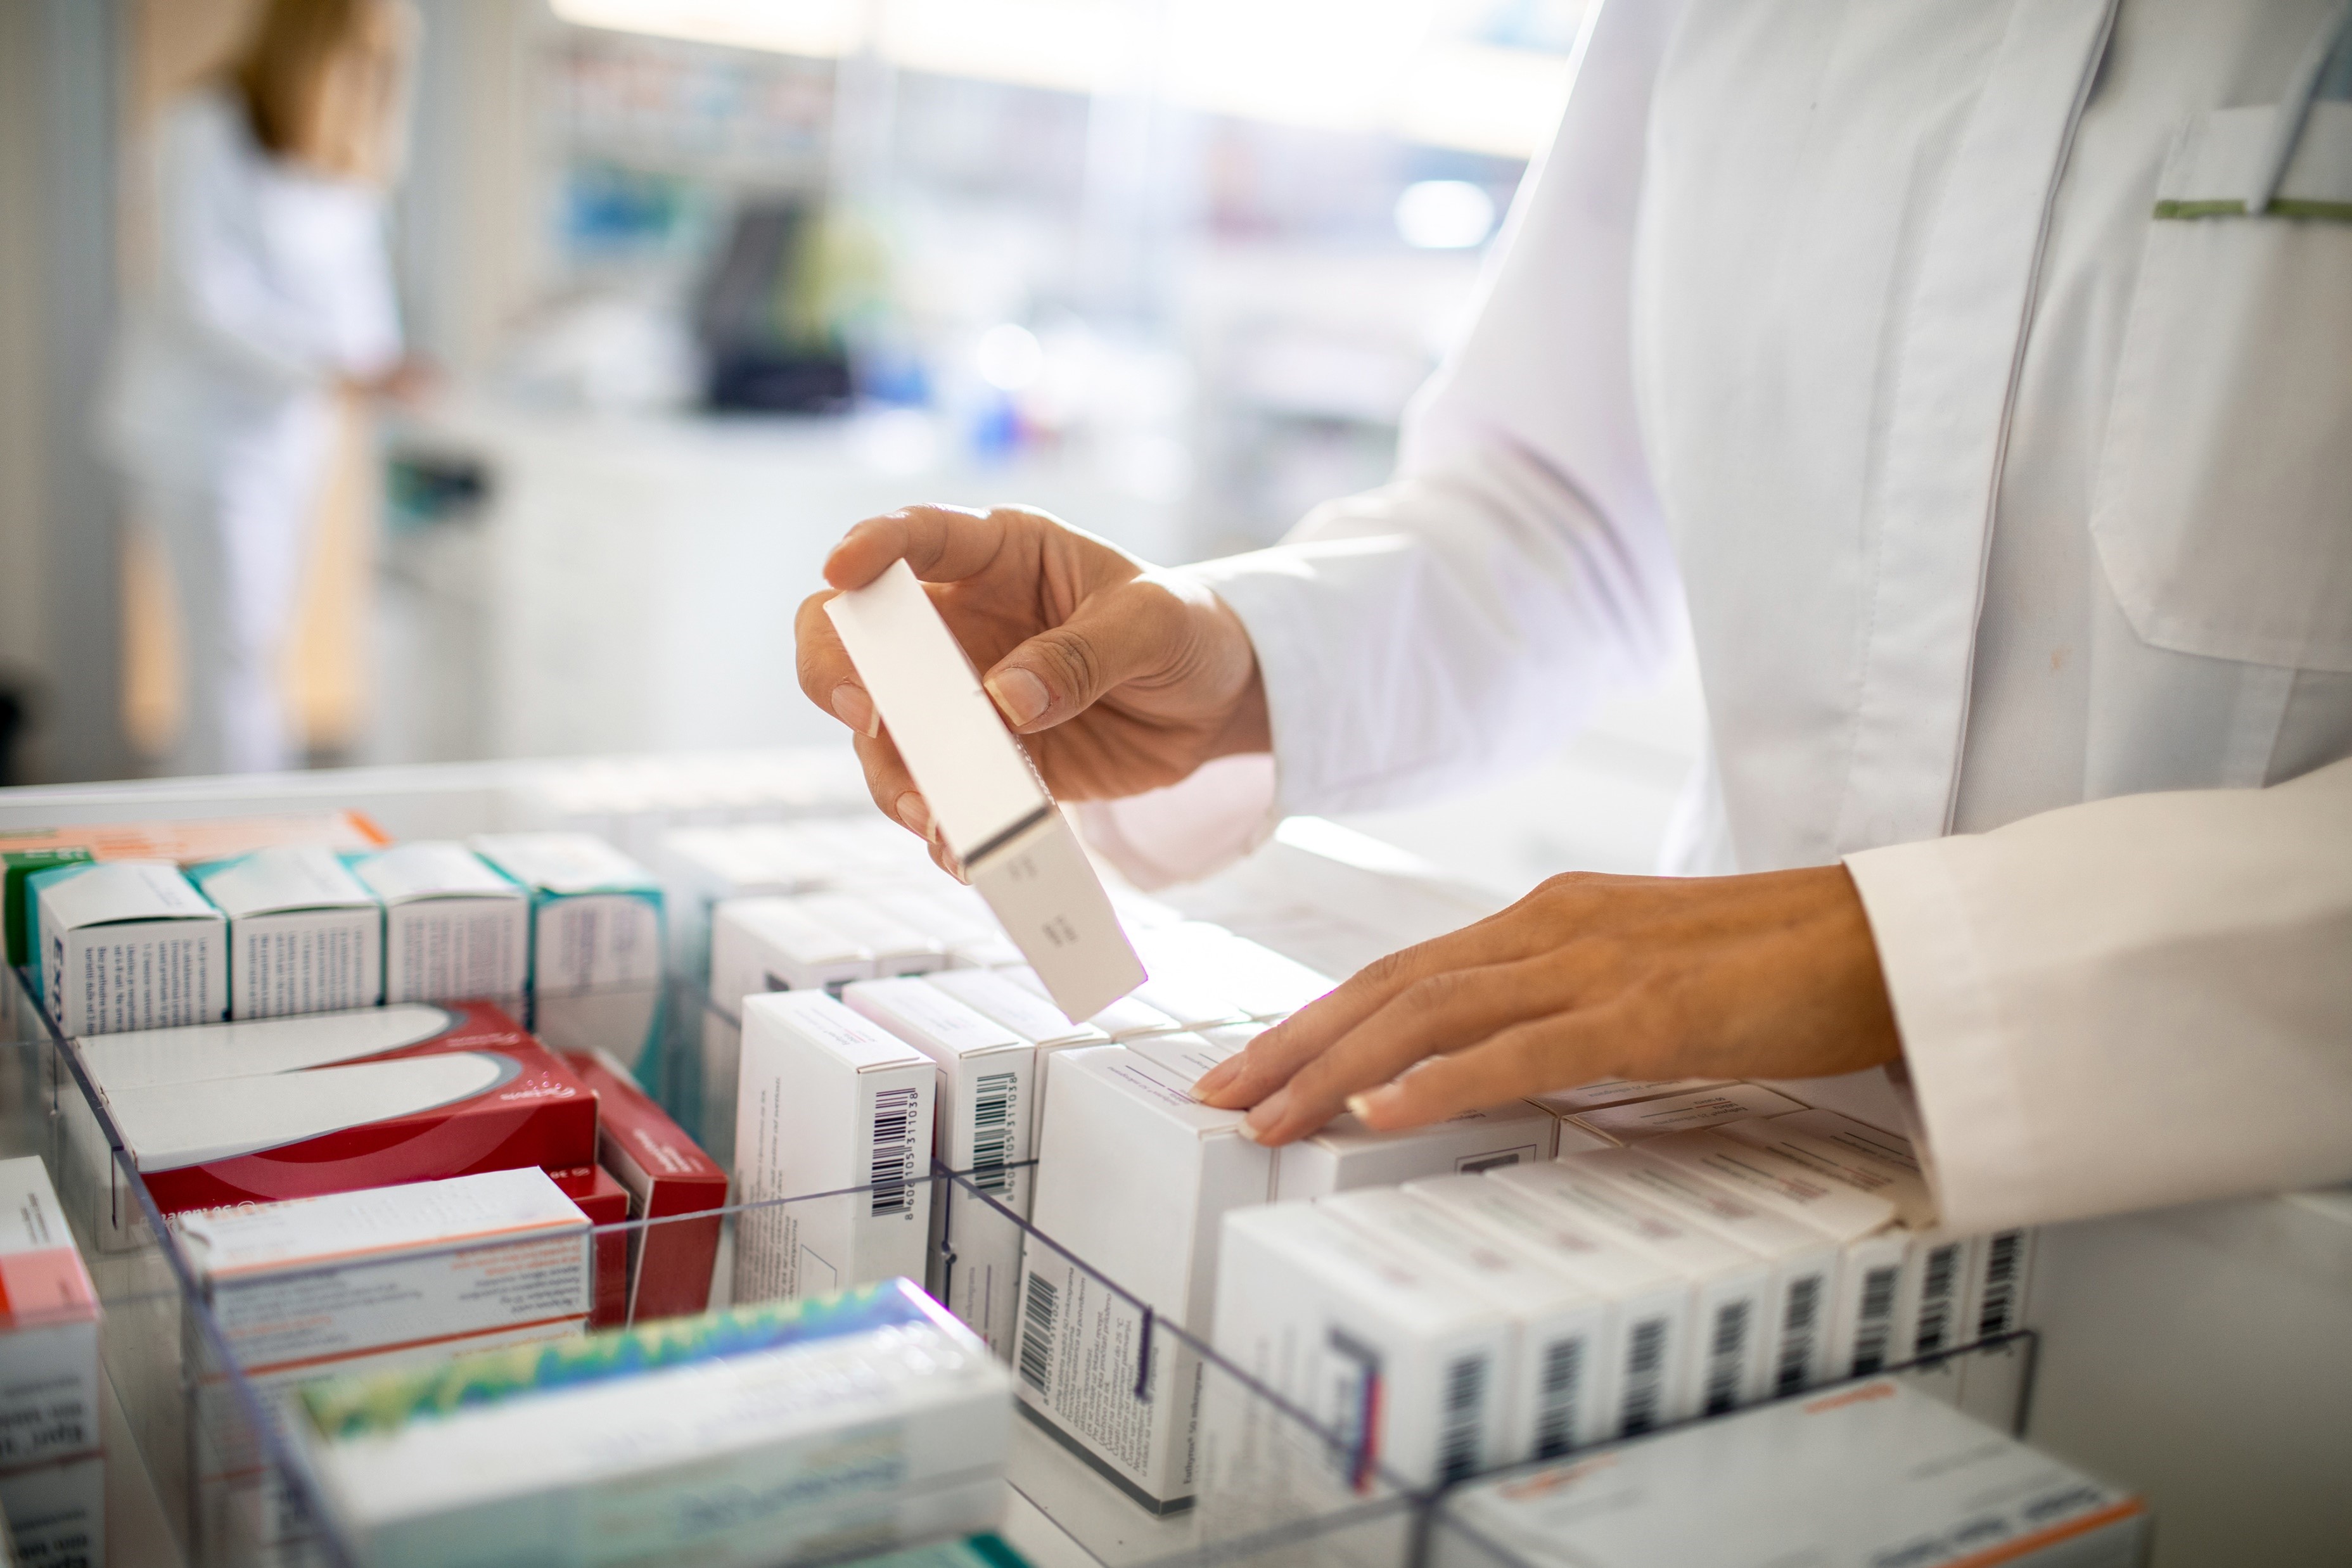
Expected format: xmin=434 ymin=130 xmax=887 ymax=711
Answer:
xmin=207 ymin=1218 xmax=587 ymax=1277
xmin=242 ymin=1313 xmax=588 ymax=1377
xmin=1943 ymin=1499 xmax=2147 ymax=1568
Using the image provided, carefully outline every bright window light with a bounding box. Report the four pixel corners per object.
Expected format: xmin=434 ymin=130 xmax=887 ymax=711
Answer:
xmin=975 ymin=324 xmax=1045 ymax=391
xmin=1394 ymin=179 xmax=1497 ymax=248
xmin=547 ymin=0 xmax=1578 ymax=158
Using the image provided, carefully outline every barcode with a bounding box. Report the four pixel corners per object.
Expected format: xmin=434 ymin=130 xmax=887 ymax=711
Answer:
xmin=1620 ymin=1318 xmax=1667 ymax=1436
xmin=1703 ymin=1299 xmax=1751 ymax=1416
xmin=1915 ymin=1243 xmax=1961 ymax=1355
xmin=970 ymin=1071 xmax=1017 ymax=1195
xmin=1853 ymin=1265 xmax=1899 ymax=1375
xmin=1533 ymin=1339 xmax=1584 ymax=1458
xmin=869 ymin=1087 xmax=919 ymax=1218
xmin=1775 ymin=1275 xmax=1822 ymax=1396
xmin=1016 ymin=1270 xmax=1059 ymax=1394
xmin=1436 ymin=1354 xmax=1489 ymax=1483
xmin=1978 ymin=1230 xmax=2023 ymax=1338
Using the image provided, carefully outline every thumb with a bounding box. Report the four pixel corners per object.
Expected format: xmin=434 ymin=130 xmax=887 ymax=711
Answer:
xmin=983 ymin=580 xmax=1181 ymax=732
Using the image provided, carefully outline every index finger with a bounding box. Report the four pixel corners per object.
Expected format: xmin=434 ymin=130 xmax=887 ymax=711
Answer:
xmin=823 ymin=504 xmax=1011 ymax=590
xmin=794 ymin=589 xmax=878 ymax=734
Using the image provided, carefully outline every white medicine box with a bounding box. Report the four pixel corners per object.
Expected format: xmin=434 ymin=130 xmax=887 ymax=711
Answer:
xmin=348 ymin=841 xmax=527 ymax=1007
xmin=33 ymin=860 xmax=227 ymax=1036
xmin=190 ymin=846 xmax=383 ymax=1019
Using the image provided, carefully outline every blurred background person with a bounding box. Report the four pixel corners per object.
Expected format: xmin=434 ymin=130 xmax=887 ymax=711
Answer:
xmin=102 ymin=0 xmax=422 ymax=777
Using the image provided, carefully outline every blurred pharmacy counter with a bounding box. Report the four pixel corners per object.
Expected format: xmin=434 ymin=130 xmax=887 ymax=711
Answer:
xmin=372 ymin=399 xmax=1192 ymax=768
xmin=3 ymin=753 xmax=2348 ymax=1567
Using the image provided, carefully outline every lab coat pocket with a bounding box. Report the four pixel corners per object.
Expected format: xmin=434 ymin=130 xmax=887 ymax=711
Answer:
xmin=2090 ymin=103 xmax=2352 ymax=673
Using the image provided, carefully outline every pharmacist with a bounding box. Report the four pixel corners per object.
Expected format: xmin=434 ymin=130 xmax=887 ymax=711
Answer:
xmin=800 ymin=0 xmax=2352 ymax=1235
xmin=103 ymin=0 xmax=423 ymax=776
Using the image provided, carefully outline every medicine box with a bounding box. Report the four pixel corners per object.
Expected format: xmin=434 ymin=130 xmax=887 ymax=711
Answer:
xmin=0 ymin=1158 xmax=99 ymax=1473
xmin=470 ymin=832 xmax=664 ymax=1068
xmin=1131 ymin=923 xmax=1336 ymax=1021
xmin=1216 ymin=1201 xmax=1514 ymax=1490
xmin=1016 ymin=1046 xmax=1272 ymax=1509
xmin=0 ymin=1451 xmax=104 ymax=1568
xmin=1492 ymin=1161 xmax=1772 ymax=1426
xmin=1433 ymin=1379 xmax=2147 ymax=1568
xmin=296 ymin=1279 xmax=1013 ymax=1568
xmin=1526 ymin=1078 xmax=1731 ymax=1116
xmin=189 ymin=845 xmax=383 ymax=1019
xmin=924 ymin=968 xmax=1109 ymax=1151
xmin=731 ymin=991 xmax=936 ymax=1303
xmin=825 ymin=561 xmax=1144 ymax=1021
xmin=348 ymin=841 xmax=528 ymax=1007
xmin=1563 ymin=1082 xmax=1806 ymax=1144
xmin=1403 ymin=1174 xmax=1692 ymax=1443
xmin=1272 ymin=1100 xmax=1563 ymax=1202
xmin=791 ymin=893 xmax=947 ymax=977
xmin=82 ymin=1000 xmax=597 ymax=1221
xmin=559 ymin=1051 xmax=726 ymax=1326
xmin=1 ymin=806 xmax=385 ymax=969
xmin=32 ymin=860 xmax=227 ymax=1036
xmin=1323 ymin=1187 xmax=1613 ymax=1461
xmin=1564 ymin=1145 xmax=1842 ymax=1403
xmin=845 ymin=979 xmax=1033 ymax=1355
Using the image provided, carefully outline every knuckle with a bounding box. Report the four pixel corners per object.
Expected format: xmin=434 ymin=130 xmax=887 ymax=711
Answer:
xmin=1033 ymin=631 xmax=1102 ymax=704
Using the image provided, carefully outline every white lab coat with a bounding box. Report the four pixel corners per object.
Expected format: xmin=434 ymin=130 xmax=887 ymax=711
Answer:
xmin=1087 ymin=0 xmax=2352 ymax=1233
xmin=104 ymin=87 xmax=402 ymax=775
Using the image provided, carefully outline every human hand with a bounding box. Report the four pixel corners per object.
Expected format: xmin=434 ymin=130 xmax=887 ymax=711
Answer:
xmin=1193 ymin=865 xmax=1901 ymax=1142
xmin=796 ymin=504 xmax=1269 ymax=862
xmin=344 ymin=356 xmax=435 ymax=405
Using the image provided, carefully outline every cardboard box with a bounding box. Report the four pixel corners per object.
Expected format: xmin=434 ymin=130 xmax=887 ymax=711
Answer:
xmin=1131 ymin=924 xmax=1336 ymax=1021
xmin=551 ymin=1164 xmax=632 ymax=1330
xmin=1 ymin=808 xmax=385 ymax=969
xmin=708 ymin=896 xmax=876 ymax=1012
xmin=1016 ymin=1046 xmax=1272 ymax=1508
xmin=1272 ymin=1101 xmax=1562 ymax=1202
xmin=1491 ymin=1162 xmax=1770 ymax=1426
xmin=469 ymin=832 xmax=664 ymax=1069
xmin=844 ymin=978 xmax=1033 ymax=1356
xmin=0 ymin=1159 xmax=99 ymax=1472
xmin=997 ymin=966 xmax=1184 ymax=1041
xmin=1527 ymin=1078 xmax=1731 ymax=1116
xmin=297 ymin=1280 xmax=1012 ymax=1568
xmin=83 ymin=1000 xmax=597 ymax=1220
xmin=923 ymin=968 xmax=1109 ymax=1151
xmin=867 ymin=888 xmax=1025 ymax=969
xmin=189 ymin=845 xmax=383 ymax=1020
xmin=179 ymin=1168 xmax=593 ymax=1382
xmin=1639 ymin=1126 xmax=1912 ymax=1376
xmin=1563 ymin=1082 xmax=1806 ymax=1144
xmin=1217 ymin=1202 xmax=1513 ymax=1489
xmin=558 ymin=1052 xmax=726 ymax=1327
xmin=1324 ymin=1189 xmax=1612 ymax=1461
xmin=791 ymin=893 xmax=948 ymax=976
xmin=731 ymin=992 xmax=936 ymax=1303
xmin=826 ymin=559 xmax=1144 ymax=1021
xmin=1403 ymin=1175 xmax=1692 ymax=1443
xmin=0 ymin=1451 xmax=103 ymax=1568
xmin=31 ymin=860 xmax=226 ymax=1036
xmin=348 ymin=842 xmax=528 ymax=1008
xmin=1563 ymin=1147 xmax=1841 ymax=1404
xmin=1124 ymin=1030 xmax=1239 ymax=1083
xmin=1720 ymin=1110 xmax=2035 ymax=1348
xmin=1432 ymin=1379 xmax=2148 ymax=1568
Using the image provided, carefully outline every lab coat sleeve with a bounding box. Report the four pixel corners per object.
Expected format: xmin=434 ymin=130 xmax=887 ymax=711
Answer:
xmin=1080 ymin=0 xmax=1690 ymax=885
xmin=155 ymin=98 xmax=392 ymax=393
xmin=1846 ymin=755 xmax=2352 ymax=1233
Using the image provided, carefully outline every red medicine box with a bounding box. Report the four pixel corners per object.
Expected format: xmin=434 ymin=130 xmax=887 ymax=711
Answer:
xmin=560 ymin=1050 xmax=727 ymax=1323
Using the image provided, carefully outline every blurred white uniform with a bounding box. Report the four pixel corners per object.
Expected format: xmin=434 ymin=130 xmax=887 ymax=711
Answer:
xmin=105 ymin=87 xmax=401 ymax=776
xmin=1088 ymin=0 xmax=2352 ymax=1232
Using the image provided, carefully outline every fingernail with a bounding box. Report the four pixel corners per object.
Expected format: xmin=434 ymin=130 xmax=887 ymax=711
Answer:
xmin=1189 ymin=1058 xmax=1238 ymax=1103
xmin=895 ymin=793 xmax=931 ymax=837
xmin=1241 ymin=1086 xmax=1291 ymax=1142
xmin=831 ymin=683 xmax=878 ymax=737
xmin=1347 ymin=1087 xmax=1400 ymax=1125
xmin=984 ymin=668 xmax=1049 ymax=727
